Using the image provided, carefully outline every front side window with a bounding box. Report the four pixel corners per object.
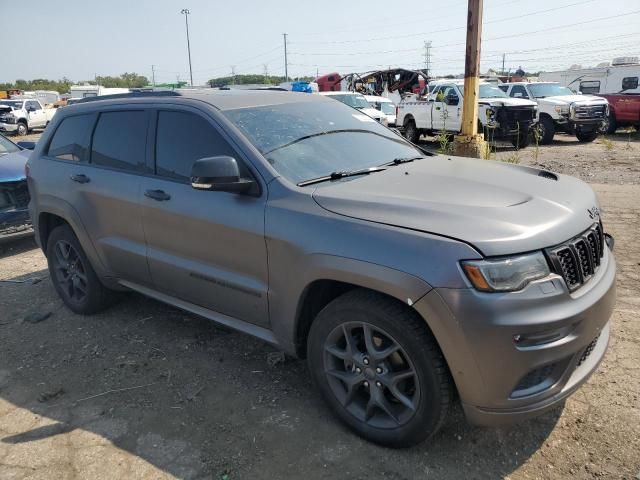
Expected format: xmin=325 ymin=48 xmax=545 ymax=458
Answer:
xmin=27 ymin=101 xmax=41 ymax=111
xmin=155 ymin=110 xmax=241 ymax=182
xmin=0 ymin=135 xmax=20 ymax=156
xmin=91 ymin=111 xmax=148 ymax=172
xmin=622 ymin=77 xmax=638 ymax=90
xmin=47 ymin=114 xmax=94 ymax=162
xmin=223 ymin=100 xmax=422 ymax=185
xmin=580 ymin=81 xmax=601 ymax=94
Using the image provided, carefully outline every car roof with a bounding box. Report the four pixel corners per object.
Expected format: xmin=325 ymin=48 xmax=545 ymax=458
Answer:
xmin=64 ymin=89 xmax=326 ymax=111
xmin=363 ymin=95 xmax=392 ymax=102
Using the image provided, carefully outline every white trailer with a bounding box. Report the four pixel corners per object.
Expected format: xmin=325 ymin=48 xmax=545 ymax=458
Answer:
xmin=70 ymin=85 xmax=130 ymax=99
xmin=539 ymin=57 xmax=640 ymax=95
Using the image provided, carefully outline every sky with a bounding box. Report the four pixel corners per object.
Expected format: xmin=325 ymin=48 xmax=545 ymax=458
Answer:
xmin=2 ymin=0 xmax=639 ymax=85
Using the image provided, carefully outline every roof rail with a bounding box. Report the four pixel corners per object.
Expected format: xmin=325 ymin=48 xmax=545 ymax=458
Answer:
xmin=74 ymin=91 xmax=181 ymax=104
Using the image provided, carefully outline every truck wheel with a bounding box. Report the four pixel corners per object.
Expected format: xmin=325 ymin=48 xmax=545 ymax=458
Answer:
xmin=46 ymin=224 xmax=118 ymax=315
xmin=307 ymin=289 xmax=452 ymax=448
xmin=604 ymin=112 xmax=617 ymax=135
xmin=576 ymin=129 xmax=598 ymax=143
xmin=536 ymin=116 xmax=555 ymax=145
xmin=16 ymin=122 xmax=28 ymax=136
xmin=403 ymin=120 xmax=420 ymax=144
xmin=511 ymin=131 xmax=531 ymax=149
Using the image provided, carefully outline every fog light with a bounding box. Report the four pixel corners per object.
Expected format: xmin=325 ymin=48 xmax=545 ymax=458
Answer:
xmin=513 ymin=324 xmax=576 ymax=348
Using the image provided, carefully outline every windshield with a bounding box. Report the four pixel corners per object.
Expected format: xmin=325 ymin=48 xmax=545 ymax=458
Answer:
xmin=528 ymin=83 xmax=574 ymax=98
xmin=479 ymin=84 xmax=508 ymax=98
xmin=0 ymin=135 xmax=20 ymax=156
xmin=379 ymin=102 xmax=396 ymax=114
xmin=223 ymin=100 xmax=422 ymax=184
xmin=325 ymin=94 xmax=370 ymax=109
xmin=0 ymin=100 xmax=23 ymax=109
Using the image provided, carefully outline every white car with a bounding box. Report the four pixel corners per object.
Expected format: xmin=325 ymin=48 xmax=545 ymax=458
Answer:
xmin=319 ymin=92 xmax=388 ymax=125
xmin=500 ymin=82 xmax=608 ymax=144
xmin=364 ymin=95 xmax=396 ymax=126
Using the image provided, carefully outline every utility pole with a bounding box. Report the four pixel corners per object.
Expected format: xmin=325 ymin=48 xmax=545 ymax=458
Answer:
xmin=423 ymin=41 xmax=432 ymax=79
xmin=263 ymin=64 xmax=269 ymax=84
xmin=452 ymin=0 xmax=487 ymax=158
xmin=231 ymin=65 xmax=236 ymax=85
xmin=151 ymin=65 xmax=156 ymax=87
xmin=501 ymin=53 xmax=505 ymax=75
xmin=283 ymin=33 xmax=289 ymax=82
xmin=181 ymin=8 xmax=194 ymax=86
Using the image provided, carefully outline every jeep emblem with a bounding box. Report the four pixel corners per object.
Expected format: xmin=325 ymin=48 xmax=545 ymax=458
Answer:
xmin=587 ymin=206 xmax=600 ymax=219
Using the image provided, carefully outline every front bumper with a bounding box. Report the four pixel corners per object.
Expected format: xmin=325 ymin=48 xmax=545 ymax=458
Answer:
xmin=413 ymin=244 xmax=616 ymax=426
xmin=0 ymin=208 xmax=32 ymax=236
xmin=0 ymin=122 xmax=18 ymax=133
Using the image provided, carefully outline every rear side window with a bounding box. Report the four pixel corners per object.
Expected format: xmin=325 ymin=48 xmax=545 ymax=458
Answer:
xmin=622 ymin=77 xmax=638 ymax=90
xmin=47 ymin=114 xmax=94 ymax=162
xmin=91 ymin=111 xmax=148 ymax=173
xmin=155 ymin=110 xmax=239 ymax=182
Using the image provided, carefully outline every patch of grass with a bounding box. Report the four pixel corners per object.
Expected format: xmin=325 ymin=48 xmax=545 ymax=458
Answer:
xmin=501 ymin=152 xmax=521 ymax=164
xmin=625 ymin=127 xmax=637 ymax=150
xmin=531 ymin=126 xmax=542 ymax=162
xmin=601 ymin=136 xmax=615 ymax=151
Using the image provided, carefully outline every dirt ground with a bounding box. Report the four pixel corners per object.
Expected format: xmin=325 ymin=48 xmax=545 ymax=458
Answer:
xmin=0 ymin=131 xmax=639 ymax=480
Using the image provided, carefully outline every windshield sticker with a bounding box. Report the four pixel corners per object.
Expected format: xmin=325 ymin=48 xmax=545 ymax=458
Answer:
xmin=352 ymin=113 xmax=375 ymax=122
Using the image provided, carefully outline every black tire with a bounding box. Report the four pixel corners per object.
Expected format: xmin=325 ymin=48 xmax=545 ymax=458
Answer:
xmin=576 ymin=129 xmax=598 ymax=143
xmin=16 ymin=122 xmax=28 ymax=136
xmin=605 ymin=112 xmax=617 ymax=135
xmin=511 ymin=131 xmax=531 ymax=149
xmin=403 ymin=120 xmax=420 ymax=144
xmin=307 ymin=289 xmax=452 ymax=448
xmin=537 ymin=116 xmax=555 ymax=145
xmin=46 ymin=224 xmax=117 ymax=314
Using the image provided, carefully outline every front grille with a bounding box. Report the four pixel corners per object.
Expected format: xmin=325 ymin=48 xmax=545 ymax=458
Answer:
xmin=546 ymin=223 xmax=605 ymax=292
xmin=514 ymin=363 xmax=556 ymax=393
xmin=0 ymin=181 xmax=30 ymax=210
xmin=573 ymin=105 xmax=606 ymax=120
xmin=12 ymin=183 xmax=29 ymax=208
xmin=576 ymin=334 xmax=600 ymax=368
xmin=506 ymin=107 xmax=536 ymax=125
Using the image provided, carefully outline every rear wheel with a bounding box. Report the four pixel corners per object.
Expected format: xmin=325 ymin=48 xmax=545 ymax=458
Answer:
xmin=307 ymin=289 xmax=452 ymax=447
xmin=604 ymin=112 xmax=617 ymax=135
xmin=16 ymin=122 xmax=28 ymax=136
xmin=46 ymin=225 xmax=117 ymax=314
xmin=576 ymin=128 xmax=598 ymax=143
xmin=403 ymin=120 xmax=420 ymax=144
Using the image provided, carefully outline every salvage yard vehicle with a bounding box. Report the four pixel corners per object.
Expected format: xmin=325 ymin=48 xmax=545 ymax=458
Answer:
xmin=0 ymin=134 xmax=34 ymax=236
xmin=364 ymin=95 xmax=397 ymax=126
xmin=319 ymin=91 xmax=388 ymax=125
xmin=28 ymin=90 xmax=616 ymax=447
xmin=0 ymin=98 xmax=57 ymax=136
xmin=600 ymin=90 xmax=640 ymax=134
xmin=501 ymin=82 xmax=608 ymax=144
xmin=397 ymin=80 xmax=537 ymax=148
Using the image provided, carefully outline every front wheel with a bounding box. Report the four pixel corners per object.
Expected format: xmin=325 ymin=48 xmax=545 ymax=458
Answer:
xmin=307 ymin=289 xmax=452 ymax=448
xmin=16 ymin=122 xmax=28 ymax=136
xmin=536 ymin=116 xmax=555 ymax=145
xmin=576 ymin=129 xmax=598 ymax=143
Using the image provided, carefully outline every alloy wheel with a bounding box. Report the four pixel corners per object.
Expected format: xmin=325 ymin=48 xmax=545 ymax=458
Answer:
xmin=323 ymin=321 xmax=420 ymax=429
xmin=52 ymin=240 xmax=88 ymax=303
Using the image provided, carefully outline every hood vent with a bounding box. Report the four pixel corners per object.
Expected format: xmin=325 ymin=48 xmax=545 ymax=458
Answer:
xmin=538 ymin=170 xmax=558 ymax=181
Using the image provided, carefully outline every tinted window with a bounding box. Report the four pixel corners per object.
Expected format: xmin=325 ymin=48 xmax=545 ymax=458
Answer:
xmin=0 ymin=135 xmax=20 ymax=155
xmin=622 ymin=77 xmax=638 ymax=90
xmin=27 ymin=101 xmax=41 ymax=110
xmin=580 ymin=81 xmax=600 ymax=94
xmin=47 ymin=114 xmax=94 ymax=162
xmin=91 ymin=111 xmax=148 ymax=172
xmin=509 ymin=85 xmax=529 ymax=98
xmin=155 ymin=111 xmax=240 ymax=181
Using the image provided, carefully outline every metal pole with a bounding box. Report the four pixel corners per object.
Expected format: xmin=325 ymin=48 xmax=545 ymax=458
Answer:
xmin=151 ymin=65 xmax=156 ymax=87
xmin=502 ymin=53 xmax=505 ymax=75
xmin=283 ymin=33 xmax=288 ymax=82
xmin=181 ymin=9 xmax=194 ymax=86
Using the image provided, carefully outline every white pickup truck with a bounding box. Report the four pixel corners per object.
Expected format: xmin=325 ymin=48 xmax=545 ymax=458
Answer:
xmin=396 ymin=80 xmax=538 ymax=148
xmin=499 ymin=82 xmax=608 ymax=144
xmin=0 ymin=98 xmax=57 ymax=136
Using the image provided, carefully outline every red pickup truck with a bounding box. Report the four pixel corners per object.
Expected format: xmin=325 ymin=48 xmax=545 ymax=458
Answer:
xmin=602 ymin=93 xmax=640 ymax=133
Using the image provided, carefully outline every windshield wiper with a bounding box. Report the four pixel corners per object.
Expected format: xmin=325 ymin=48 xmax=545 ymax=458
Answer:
xmin=297 ymin=166 xmax=386 ymax=187
xmin=385 ymin=156 xmax=425 ymax=166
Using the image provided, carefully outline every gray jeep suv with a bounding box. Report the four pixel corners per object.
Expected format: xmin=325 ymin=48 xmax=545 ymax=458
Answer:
xmin=27 ymin=90 xmax=616 ymax=447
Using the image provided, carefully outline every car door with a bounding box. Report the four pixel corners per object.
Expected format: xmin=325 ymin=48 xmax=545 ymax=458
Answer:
xmin=140 ymin=106 xmax=269 ymax=327
xmin=431 ymin=85 xmax=461 ymax=132
xmin=45 ymin=109 xmax=153 ymax=285
xmin=26 ymin=101 xmax=47 ymax=128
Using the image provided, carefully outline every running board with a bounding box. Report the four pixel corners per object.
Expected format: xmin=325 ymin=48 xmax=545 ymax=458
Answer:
xmin=119 ymin=280 xmax=279 ymax=346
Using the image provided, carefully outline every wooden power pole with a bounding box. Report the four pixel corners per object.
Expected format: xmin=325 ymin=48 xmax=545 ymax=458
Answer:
xmin=452 ymin=0 xmax=487 ymax=158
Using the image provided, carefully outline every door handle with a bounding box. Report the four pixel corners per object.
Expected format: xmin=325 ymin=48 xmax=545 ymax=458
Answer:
xmin=144 ymin=189 xmax=171 ymax=201
xmin=70 ymin=174 xmax=90 ymax=184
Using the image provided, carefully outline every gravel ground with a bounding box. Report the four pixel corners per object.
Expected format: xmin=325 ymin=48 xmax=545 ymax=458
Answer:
xmin=0 ymin=130 xmax=639 ymax=479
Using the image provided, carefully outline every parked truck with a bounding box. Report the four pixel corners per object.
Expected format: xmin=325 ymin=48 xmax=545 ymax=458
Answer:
xmin=500 ymin=82 xmax=608 ymax=144
xmin=397 ymin=80 xmax=537 ymax=148
xmin=600 ymin=93 xmax=640 ymax=133
xmin=0 ymin=98 xmax=56 ymax=136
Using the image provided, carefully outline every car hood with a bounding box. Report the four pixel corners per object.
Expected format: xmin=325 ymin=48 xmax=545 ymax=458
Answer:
xmin=537 ymin=95 xmax=608 ymax=106
xmin=312 ymin=156 xmax=599 ymax=256
xmin=479 ymin=97 xmax=537 ymax=107
xmin=0 ymin=149 xmax=30 ymax=182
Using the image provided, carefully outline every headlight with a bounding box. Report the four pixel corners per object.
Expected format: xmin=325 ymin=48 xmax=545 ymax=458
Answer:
xmin=461 ymin=251 xmax=550 ymax=292
xmin=1 ymin=115 xmax=17 ymax=124
xmin=554 ymin=105 xmax=570 ymax=115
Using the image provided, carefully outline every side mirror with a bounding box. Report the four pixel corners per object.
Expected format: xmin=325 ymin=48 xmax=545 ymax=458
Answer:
xmin=17 ymin=141 xmax=36 ymax=150
xmin=190 ymin=156 xmax=255 ymax=194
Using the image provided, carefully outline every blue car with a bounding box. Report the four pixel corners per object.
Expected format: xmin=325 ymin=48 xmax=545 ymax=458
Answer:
xmin=0 ymin=134 xmax=35 ymax=236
